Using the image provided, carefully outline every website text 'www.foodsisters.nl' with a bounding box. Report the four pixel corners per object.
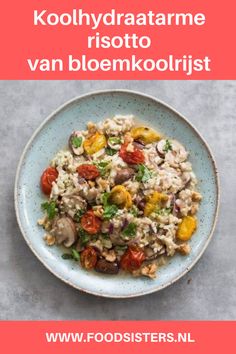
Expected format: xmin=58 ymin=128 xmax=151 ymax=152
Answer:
xmin=45 ymin=331 xmax=195 ymax=344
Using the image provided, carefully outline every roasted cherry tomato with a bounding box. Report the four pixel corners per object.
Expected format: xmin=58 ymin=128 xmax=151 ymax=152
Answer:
xmin=77 ymin=164 xmax=100 ymax=180
xmin=119 ymin=143 xmax=145 ymax=165
xmin=120 ymin=245 xmax=145 ymax=272
xmin=80 ymin=246 xmax=97 ymax=270
xmin=40 ymin=167 xmax=58 ymax=195
xmin=81 ymin=210 xmax=101 ymax=234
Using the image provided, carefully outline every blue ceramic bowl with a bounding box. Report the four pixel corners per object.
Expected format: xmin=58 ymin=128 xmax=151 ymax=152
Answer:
xmin=15 ymin=90 xmax=219 ymax=298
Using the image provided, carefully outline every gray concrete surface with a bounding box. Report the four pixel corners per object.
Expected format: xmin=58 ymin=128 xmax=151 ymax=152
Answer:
xmin=0 ymin=80 xmax=235 ymax=320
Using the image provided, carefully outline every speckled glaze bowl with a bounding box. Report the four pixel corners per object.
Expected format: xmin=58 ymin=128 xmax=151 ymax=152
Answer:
xmin=15 ymin=90 xmax=219 ymax=298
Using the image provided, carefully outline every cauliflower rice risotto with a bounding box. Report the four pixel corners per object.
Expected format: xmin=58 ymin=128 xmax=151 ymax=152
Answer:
xmin=39 ymin=115 xmax=202 ymax=279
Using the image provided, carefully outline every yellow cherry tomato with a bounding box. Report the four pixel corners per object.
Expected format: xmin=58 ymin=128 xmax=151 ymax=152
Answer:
xmin=144 ymin=191 xmax=168 ymax=216
xmin=110 ymin=185 xmax=132 ymax=209
xmin=131 ymin=126 xmax=162 ymax=145
xmin=125 ymin=191 xmax=133 ymax=209
xmin=84 ymin=132 xmax=107 ymax=155
xmin=177 ymin=216 xmax=197 ymax=241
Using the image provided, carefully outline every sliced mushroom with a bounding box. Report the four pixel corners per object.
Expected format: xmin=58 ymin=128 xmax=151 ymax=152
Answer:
xmin=114 ymin=168 xmax=135 ymax=185
xmin=157 ymin=139 xmax=188 ymax=165
xmin=95 ymin=259 xmax=119 ymax=274
xmin=156 ymin=139 xmax=168 ymax=156
xmin=51 ymin=217 xmax=77 ymax=247
xmin=171 ymin=140 xmax=188 ymax=162
xmin=69 ymin=132 xmax=84 ymax=156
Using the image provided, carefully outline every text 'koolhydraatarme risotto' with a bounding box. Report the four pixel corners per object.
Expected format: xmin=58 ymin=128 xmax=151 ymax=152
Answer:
xmin=38 ymin=115 xmax=202 ymax=279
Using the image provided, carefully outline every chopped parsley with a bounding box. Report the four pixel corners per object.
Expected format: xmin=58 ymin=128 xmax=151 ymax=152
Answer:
xmin=78 ymin=228 xmax=90 ymax=246
xmin=61 ymin=253 xmax=73 ymax=260
xmin=100 ymin=233 xmax=110 ymax=239
xmin=156 ymin=207 xmax=172 ymax=216
xmin=101 ymin=192 xmax=118 ymax=219
xmin=71 ymin=248 xmax=80 ymax=261
xmin=41 ymin=201 xmax=57 ymax=220
xmin=122 ymin=222 xmax=137 ymax=237
xmin=94 ymin=161 xmax=109 ymax=177
xmin=130 ymin=206 xmax=139 ymax=217
xmin=71 ymin=136 xmax=82 ymax=148
xmin=62 ymin=248 xmax=80 ymax=261
xmin=163 ymin=139 xmax=172 ymax=152
xmin=101 ymin=192 xmax=119 ymax=219
xmin=102 ymin=192 xmax=110 ymax=207
xmin=73 ymin=209 xmax=85 ymax=223
xmin=136 ymin=164 xmax=152 ymax=183
xmin=105 ymin=147 xmax=117 ymax=156
xmin=103 ymin=204 xmax=118 ymax=220
xmin=108 ymin=136 xmax=121 ymax=144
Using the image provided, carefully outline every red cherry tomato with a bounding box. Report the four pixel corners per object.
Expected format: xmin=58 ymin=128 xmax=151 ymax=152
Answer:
xmin=81 ymin=210 xmax=101 ymax=235
xmin=40 ymin=167 xmax=58 ymax=195
xmin=77 ymin=164 xmax=100 ymax=180
xmin=80 ymin=246 xmax=98 ymax=270
xmin=119 ymin=143 xmax=145 ymax=164
xmin=120 ymin=245 xmax=145 ymax=272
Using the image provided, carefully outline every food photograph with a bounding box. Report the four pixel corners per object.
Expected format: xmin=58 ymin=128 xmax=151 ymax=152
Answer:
xmin=0 ymin=81 xmax=235 ymax=320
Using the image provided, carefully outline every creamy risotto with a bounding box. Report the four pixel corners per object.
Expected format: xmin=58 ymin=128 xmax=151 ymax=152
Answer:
xmin=38 ymin=115 xmax=202 ymax=279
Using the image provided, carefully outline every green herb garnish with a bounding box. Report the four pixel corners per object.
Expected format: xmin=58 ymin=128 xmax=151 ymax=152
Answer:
xmin=100 ymin=233 xmax=110 ymax=239
xmin=78 ymin=229 xmax=90 ymax=246
xmin=156 ymin=207 xmax=172 ymax=216
xmin=136 ymin=164 xmax=152 ymax=183
xmin=41 ymin=201 xmax=57 ymax=220
xmin=71 ymin=136 xmax=82 ymax=148
xmin=105 ymin=147 xmax=117 ymax=156
xmin=122 ymin=222 xmax=137 ymax=237
xmin=130 ymin=206 xmax=139 ymax=217
xmin=62 ymin=248 xmax=80 ymax=261
xmin=62 ymin=253 xmax=73 ymax=260
xmin=163 ymin=139 xmax=172 ymax=152
xmin=98 ymin=161 xmax=109 ymax=167
xmin=103 ymin=204 xmax=118 ymax=220
xmin=71 ymin=248 xmax=80 ymax=261
xmin=102 ymin=192 xmax=110 ymax=207
xmin=94 ymin=161 xmax=109 ymax=177
xmin=108 ymin=136 xmax=121 ymax=144
xmin=73 ymin=209 xmax=85 ymax=222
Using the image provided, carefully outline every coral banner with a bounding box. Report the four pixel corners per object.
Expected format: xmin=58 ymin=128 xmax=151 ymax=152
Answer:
xmin=0 ymin=321 xmax=235 ymax=354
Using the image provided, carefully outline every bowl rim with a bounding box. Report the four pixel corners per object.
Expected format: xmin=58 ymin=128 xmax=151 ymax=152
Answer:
xmin=14 ymin=89 xmax=220 ymax=298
